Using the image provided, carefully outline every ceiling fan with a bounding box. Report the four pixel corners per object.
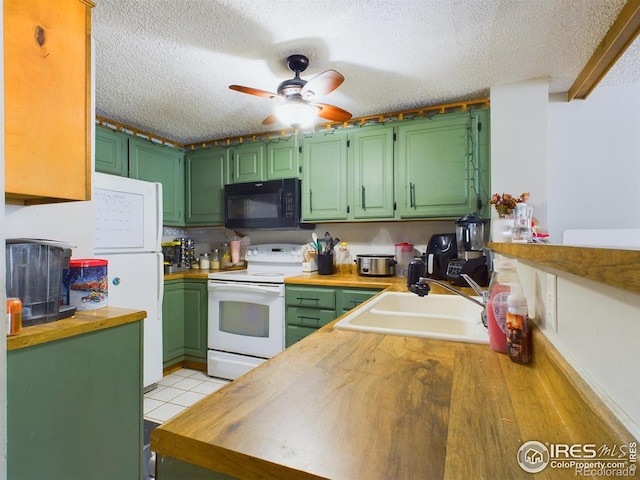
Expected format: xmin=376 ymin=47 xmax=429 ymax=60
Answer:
xmin=229 ymin=54 xmax=352 ymax=128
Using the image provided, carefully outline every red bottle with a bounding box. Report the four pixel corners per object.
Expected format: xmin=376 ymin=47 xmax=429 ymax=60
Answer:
xmin=486 ymin=259 xmax=519 ymax=353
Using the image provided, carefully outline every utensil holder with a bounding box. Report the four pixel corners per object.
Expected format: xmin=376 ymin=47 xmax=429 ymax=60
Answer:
xmin=317 ymin=253 xmax=334 ymax=275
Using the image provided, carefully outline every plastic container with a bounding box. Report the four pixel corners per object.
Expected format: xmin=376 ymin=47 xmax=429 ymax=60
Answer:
xmin=65 ymin=259 xmax=108 ymax=311
xmin=6 ymin=298 xmax=22 ymax=336
xmin=486 ymin=258 xmax=520 ymax=353
xmin=395 ymin=243 xmax=414 ymax=277
xmin=506 ymin=283 xmax=530 ymax=364
xmin=336 ymin=242 xmax=353 ymax=274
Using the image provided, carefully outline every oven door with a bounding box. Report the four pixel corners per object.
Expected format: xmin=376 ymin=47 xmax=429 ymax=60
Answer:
xmin=207 ymin=280 xmax=284 ymax=358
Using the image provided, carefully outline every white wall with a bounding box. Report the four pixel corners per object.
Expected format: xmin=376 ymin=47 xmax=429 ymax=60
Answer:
xmin=490 ymin=78 xmax=549 ymax=234
xmin=548 ymin=82 xmax=640 ymax=239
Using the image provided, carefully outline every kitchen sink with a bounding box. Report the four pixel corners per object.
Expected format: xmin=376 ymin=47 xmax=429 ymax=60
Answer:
xmin=334 ymin=292 xmax=489 ymax=344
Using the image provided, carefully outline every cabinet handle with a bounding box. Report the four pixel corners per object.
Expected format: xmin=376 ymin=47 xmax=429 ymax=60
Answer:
xmin=296 ymin=297 xmax=320 ymax=303
xmin=309 ymin=190 xmax=313 ymax=213
xmin=410 ymin=182 xmax=416 ymax=209
xmin=297 ymin=315 xmax=320 ymax=321
xmin=361 ymin=185 xmax=366 ymax=211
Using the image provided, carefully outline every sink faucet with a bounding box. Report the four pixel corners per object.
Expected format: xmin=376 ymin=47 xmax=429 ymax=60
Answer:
xmin=409 ymin=274 xmax=489 ymax=327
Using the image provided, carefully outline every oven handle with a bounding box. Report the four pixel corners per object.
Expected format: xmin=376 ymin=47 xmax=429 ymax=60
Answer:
xmin=208 ymin=282 xmax=282 ymax=295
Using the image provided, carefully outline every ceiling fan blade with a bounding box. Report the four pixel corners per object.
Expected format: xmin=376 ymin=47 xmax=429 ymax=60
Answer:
xmin=315 ymin=103 xmax=352 ymax=123
xmin=229 ymin=85 xmax=281 ymax=99
xmin=261 ymin=113 xmax=279 ymax=125
xmin=300 ymin=70 xmax=344 ymax=98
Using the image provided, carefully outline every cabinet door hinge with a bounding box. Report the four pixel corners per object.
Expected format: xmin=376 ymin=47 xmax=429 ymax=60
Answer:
xmin=347 ymin=139 xmax=350 ymax=148
xmin=393 ymin=132 xmax=397 ymax=142
xmin=393 ymin=201 xmax=397 ymax=211
xmin=298 ymin=146 xmax=302 ymax=154
xmin=298 ymin=165 xmax=302 ymax=173
xmin=347 ymin=205 xmax=350 ymax=214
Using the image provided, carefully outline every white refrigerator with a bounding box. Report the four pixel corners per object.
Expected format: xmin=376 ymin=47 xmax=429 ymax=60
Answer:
xmin=94 ymin=172 xmax=164 ymax=390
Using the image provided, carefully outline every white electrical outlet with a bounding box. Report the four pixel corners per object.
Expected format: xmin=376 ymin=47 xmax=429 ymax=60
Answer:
xmin=545 ymin=273 xmax=558 ymax=332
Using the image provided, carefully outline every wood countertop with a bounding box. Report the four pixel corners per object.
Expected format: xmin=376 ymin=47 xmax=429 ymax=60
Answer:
xmin=151 ymin=291 xmax=634 ymax=479
xmin=7 ymin=307 xmax=146 ymax=351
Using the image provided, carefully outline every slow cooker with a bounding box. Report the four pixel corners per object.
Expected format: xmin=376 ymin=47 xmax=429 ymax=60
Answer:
xmin=355 ymin=254 xmax=396 ymax=276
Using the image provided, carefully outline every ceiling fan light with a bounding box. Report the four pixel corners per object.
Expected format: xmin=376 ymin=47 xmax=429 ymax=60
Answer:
xmin=274 ymin=101 xmax=318 ymax=128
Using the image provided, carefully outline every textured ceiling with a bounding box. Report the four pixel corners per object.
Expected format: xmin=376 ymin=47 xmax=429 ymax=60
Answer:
xmin=92 ymin=0 xmax=637 ymax=145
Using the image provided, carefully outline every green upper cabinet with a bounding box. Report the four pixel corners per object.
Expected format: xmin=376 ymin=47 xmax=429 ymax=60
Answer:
xmin=185 ymin=147 xmax=228 ymax=225
xmin=301 ymin=132 xmax=349 ymax=222
xmin=228 ymin=142 xmax=266 ymax=183
xmin=267 ymin=136 xmax=301 ymax=180
xmin=348 ymin=126 xmax=395 ymax=220
xmin=395 ymin=111 xmax=485 ymax=219
xmin=129 ymin=136 xmax=185 ymax=226
xmin=95 ymin=125 xmax=128 ymax=176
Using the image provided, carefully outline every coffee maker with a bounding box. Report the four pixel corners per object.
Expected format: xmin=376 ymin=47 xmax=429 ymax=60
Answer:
xmin=425 ymin=233 xmax=457 ymax=280
xmin=446 ymin=214 xmax=489 ymax=287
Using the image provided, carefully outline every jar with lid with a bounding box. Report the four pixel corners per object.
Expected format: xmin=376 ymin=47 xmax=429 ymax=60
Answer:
xmin=199 ymin=253 xmax=210 ymax=270
xmin=211 ymin=249 xmax=220 ymax=270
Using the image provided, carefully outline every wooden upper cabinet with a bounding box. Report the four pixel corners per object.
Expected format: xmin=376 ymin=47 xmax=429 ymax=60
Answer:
xmin=4 ymin=0 xmax=94 ymax=204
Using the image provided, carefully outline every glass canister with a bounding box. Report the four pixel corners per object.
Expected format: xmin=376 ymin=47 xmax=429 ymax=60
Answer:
xmin=211 ymin=249 xmax=220 ymax=270
xmin=199 ymin=253 xmax=210 ymax=270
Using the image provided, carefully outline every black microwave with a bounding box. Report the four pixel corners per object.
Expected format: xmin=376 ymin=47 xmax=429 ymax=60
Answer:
xmin=224 ymin=178 xmax=304 ymax=229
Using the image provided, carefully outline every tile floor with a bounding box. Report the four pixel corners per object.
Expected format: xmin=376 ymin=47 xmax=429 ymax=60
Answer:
xmin=144 ymin=368 xmax=231 ymax=424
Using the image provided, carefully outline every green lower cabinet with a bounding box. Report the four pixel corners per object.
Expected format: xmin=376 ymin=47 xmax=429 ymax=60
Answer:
xmin=336 ymin=288 xmax=382 ymax=314
xmin=183 ymin=280 xmax=208 ymax=363
xmin=285 ymin=285 xmax=380 ymax=347
xmin=129 ymin=136 xmax=185 ymax=226
xmin=163 ymin=279 xmax=208 ymax=368
xmin=8 ymin=322 xmax=143 ymax=480
xmin=163 ymin=280 xmax=185 ymax=368
xmin=95 ymin=124 xmax=128 ymax=176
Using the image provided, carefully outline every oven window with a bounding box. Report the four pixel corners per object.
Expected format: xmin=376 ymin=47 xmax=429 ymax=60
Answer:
xmin=219 ymin=301 xmax=269 ymax=337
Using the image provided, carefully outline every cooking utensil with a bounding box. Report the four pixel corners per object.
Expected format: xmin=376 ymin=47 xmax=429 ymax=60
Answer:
xmin=312 ymin=232 xmax=320 ymax=252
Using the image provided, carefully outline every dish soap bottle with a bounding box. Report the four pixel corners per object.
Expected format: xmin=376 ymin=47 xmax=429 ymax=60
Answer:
xmin=506 ymin=283 xmax=531 ymax=364
xmin=337 ymin=242 xmax=352 ymax=274
xmin=486 ymin=258 xmax=519 ymax=353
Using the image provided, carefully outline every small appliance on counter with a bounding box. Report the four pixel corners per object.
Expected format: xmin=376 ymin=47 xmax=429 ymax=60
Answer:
xmin=5 ymin=238 xmax=77 ymax=325
xmin=355 ymin=254 xmax=396 ymax=276
xmin=162 ymin=240 xmax=190 ymax=273
xmin=425 ymin=233 xmax=457 ymax=280
xmin=446 ymin=214 xmax=490 ymax=287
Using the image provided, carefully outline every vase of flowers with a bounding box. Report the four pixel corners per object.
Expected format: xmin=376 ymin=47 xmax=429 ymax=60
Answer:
xmin=489 ymin=192 xmax=530 ymax=242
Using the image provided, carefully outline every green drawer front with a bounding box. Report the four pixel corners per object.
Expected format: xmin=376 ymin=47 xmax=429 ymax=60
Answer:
xmin=286 ymin=324 xmax=319 ymax=348
xmin=287 ymin=306 xmax=336 ymax=328
xmin=286 ymin=286 xmax=336 ymax=309
xmin=337 ymin=289 xmax=381 ymax=312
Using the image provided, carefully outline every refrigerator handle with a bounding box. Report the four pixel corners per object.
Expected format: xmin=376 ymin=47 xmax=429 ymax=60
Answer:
xmin=156 ymin=252 xmax=164 ymax=306
xmin=155 ymin=182 xmax=163 ymax=248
